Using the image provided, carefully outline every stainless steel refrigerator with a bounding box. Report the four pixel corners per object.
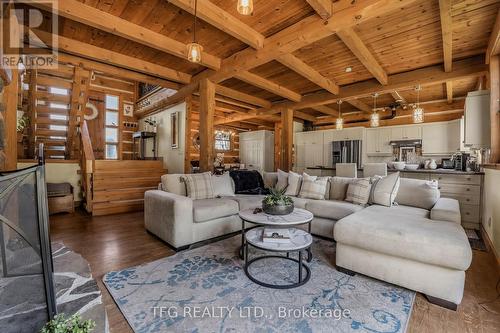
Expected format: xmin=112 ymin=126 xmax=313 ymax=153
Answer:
xmin=332 ymin=140 xmax=362 ymax=168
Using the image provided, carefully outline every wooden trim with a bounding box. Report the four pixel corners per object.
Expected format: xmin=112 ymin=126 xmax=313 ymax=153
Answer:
xmin=184 ymin=96 xmax=193 ymax=174
xmin=34 ymin=30 xmax=191 ymax=84
xmin=336 ymin=28 xmax=388 ymax=85
xmin=446 ymin=81 xmax=453 ymax=103
xmin=277 ymin=54 xmax=339 ymax=94
xmin=2 ymin=68 xmax=18 ymax=171
xmin=33 ymin=0 xmax=220 ymax=70
xmin=168 ymin=0 xmax=264 ymax=49
xmin=439 ymin=0 xmax=453 ymax=72
xmin=235 ymin=71 xmax=302 ymax=102
xmin=490 ymin=55 xmax=500 ymax=164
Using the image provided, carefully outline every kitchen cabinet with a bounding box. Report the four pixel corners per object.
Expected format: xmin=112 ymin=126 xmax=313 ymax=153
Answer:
xmin=421 ymin=120 xmax=461 ymax=155
xmin=464 ymin=90 xmax=490 ymax=148
xmin=239 ymin=130 xmax=274 ymax=173
xmin=391 ymin=125 xmax=422 ymax=140
xmin=365 ymin=127 xmax=392 ymax=155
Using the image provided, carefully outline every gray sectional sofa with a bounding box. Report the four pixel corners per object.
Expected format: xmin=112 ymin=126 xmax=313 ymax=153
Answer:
xmin=144 ymin=172 xmax=472 ymax=309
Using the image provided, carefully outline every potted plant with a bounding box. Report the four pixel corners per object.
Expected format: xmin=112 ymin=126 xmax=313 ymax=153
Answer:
xmin=40 ymin=314 xmax=95 ymax=333
xmin=262 ymin=186 xmax=294 ymax=215
xmin=16 ymin=115 xmax=29 ymax=143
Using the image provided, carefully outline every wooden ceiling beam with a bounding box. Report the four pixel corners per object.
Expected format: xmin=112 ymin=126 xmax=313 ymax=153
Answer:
xmin=57 ymin=53 xmax=180 ymax=90
xmin=234 ymin=71 xmax=302 ymax=102
xmin=346 ymin=99 xmax=373 ymax=113
xmin=306 ymin=0 xmax=333 ymax=20
xmin=168 ymin=0 xmax=264 ymax=49
xmin=439 ymin=0 xmax=453 ymax=72
xmin=277 ymin=53 xmax=339 ymax=94
xmin=215 ymin=84 xmax=272 ymax=108
xmin=487 ymin=8 xmax=500 ymax=64
xmin=312 ymin=105 xmax=338 ymax=116
xmin=336 ymin=28 xmax=388 ymax=85
xmin=163 ymin=0 xmax=420 ymax=110
xmin=33 ymin=30 xmax=191 ymax=84
xmin=31 ymin=0 xmax=221 ymax=70
xmin=391 ymin=90 xmax=407 ymax=104
xmin=445 ymin=81 xmax=453 ymax=103
xmin=294 ymin=110 xmax=316 ymax=122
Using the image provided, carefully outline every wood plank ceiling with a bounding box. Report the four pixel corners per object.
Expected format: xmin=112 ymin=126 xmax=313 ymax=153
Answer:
xmin=30 ymin=0 xmax=500 ymax=127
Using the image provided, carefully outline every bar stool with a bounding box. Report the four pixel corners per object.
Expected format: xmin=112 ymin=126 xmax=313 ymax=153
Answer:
xmin=336 ymin=163 xmax=357 ymax=178
xmin=363 ymin=163 xmax=388 ymax=177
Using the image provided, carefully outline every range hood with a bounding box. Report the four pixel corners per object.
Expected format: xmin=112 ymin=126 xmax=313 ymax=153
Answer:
xmin=389 ymin=139 xmax=422 ymax=147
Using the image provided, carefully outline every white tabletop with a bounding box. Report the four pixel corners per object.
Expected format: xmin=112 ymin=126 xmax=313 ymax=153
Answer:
xmin=238 ymin=208 xmax=313 ymax=226
xmin=245 ymin=227 xmax=313 ymax=251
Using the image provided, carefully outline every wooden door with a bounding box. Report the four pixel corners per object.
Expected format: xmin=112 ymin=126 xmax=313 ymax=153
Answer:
xmin=85 ymin=91 xmax=105 ymax=159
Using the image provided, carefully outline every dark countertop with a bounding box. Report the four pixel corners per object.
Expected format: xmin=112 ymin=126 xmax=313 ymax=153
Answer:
xmin=305 ymin=166 xmax=484 ymax=175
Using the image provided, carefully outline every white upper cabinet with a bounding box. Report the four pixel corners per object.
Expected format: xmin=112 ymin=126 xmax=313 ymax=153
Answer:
xmin=391 ymin=125 xmax=422 ymax=140
xmin=464 ymin=90 xmax=490 ymax=148
xmin=365 ymin=127 xmax=392 ymax=155
xmin=421 ymin=120 xmax=461 ymax=155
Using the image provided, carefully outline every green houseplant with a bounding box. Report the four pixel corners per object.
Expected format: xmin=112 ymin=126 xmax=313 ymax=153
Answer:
xmin=40 ymin=314 xmax=95 ymax=333
xmin=262 ymin=186 xmax=294 ymax=215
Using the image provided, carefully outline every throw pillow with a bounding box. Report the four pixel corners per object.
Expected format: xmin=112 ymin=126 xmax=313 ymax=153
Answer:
xmin=229 ymin=170 xmax=269 ymax=195
xmin=395 ymin=178 xmax=440 ymax=210
xmin=345 ymin=178 xmax=372 ymax=205
xmin=371 ymin=172 xmax=401 ymax=207
xmin=160 ymin=174 xmax=187 ymax=196
xmin=299 ymin=173 xmax=329 ymax=200
xmin=330 ymin=176 xmax=355 ymax=201
xmin=211 ymin=172 xmax=235 ymax=197
xmin=276 ymin=169 xmax=289 ymax=191
xmin=284 ymin=171 xmax=302 ymax=196
xmin=182 ymin=172 xmax=215 ymax=200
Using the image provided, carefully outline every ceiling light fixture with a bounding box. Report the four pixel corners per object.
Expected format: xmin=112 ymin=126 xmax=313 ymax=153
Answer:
xmin=345 ymin=67 xmax=352 ymax=73
xmin=413 ymin=85 xmax=424 ymax=123
xmin=237 ymin=0 xmax=254 ymax=15
xmin=187 ymin=0 xmax=203 ymax=63
xmin=370 ymin=93 xmax=380 ymax=127
xmin=336 ymin=100 xmax=344 ymax=130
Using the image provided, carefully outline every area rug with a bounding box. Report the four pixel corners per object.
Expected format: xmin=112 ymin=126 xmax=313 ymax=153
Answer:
xmin=103 ymin=236 xmax=415 ymax=333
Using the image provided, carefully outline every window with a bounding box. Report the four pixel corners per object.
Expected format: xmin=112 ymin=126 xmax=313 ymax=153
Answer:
xmin=215 ymin=131 xmax=231 ymax=151
xmin=105 ymin=94 xmax=120 ymax=159
xmin=50 ymin=114 xmax=67 ymax=121
xmin=50 ymin=102 xmax=69 ymax=110
xmin=49 ymin=125 xmax=67 ymax=131
xmin=49 ymin=87 xmax=69 ymax=95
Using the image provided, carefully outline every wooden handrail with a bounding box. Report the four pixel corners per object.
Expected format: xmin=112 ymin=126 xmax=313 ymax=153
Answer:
xmin=81 ymin=120 xmax=95 ymax=162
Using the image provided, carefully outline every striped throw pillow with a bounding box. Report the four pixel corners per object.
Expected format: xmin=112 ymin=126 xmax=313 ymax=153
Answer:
xmin=299 ymin=173 xmax=329 ymax=200
xmin=345 ymin=178 xmax=372 ymax=205
xmin=182 ymin=172 xmax=215 ymax=200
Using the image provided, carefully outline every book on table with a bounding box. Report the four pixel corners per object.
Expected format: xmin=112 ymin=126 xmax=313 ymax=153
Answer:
xmin=263 ymin=228 xmax=291 ymax=243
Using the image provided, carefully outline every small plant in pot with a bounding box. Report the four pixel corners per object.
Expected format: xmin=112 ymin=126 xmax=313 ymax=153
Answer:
xmin=41 ymin=314 xmax=95 ymax=333
xmin=262 ymin=186 xmax=294 ymax=215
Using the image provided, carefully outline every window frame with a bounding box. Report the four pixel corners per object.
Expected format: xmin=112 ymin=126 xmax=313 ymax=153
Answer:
xmin=104 ymin=94 xmax=121 ymax=160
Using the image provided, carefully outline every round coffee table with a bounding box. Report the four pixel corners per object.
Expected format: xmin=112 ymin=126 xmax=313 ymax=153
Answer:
xmin=244 ymin=227 xmax=312 ymax=289
xmin=238 ymin=208 xmax=314 ymax=289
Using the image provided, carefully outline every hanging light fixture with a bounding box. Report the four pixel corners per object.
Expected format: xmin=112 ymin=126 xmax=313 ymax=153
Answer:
xmin=413 ymin=85 xmax=424 ymax=123
xmin=187 ymin=0 xmax=203 ymax=63
xmin=370 ymin=93 xmax=380 ymax=127
xmin=336 ymin=100 xmax=344 ymax=130
xmin=237 ymin=0 xmax=254 ymax=15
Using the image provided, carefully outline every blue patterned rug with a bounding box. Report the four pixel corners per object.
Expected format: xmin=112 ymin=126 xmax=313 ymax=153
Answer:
xmin=103 ymin=236 xmax=415 ymax=333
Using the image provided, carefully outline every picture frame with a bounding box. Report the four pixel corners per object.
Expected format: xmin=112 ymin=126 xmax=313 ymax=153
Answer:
xmin=171 ymin=112 xmax=179 ymax=149
xmin=123 ymin=103 xmax=134 ymax=117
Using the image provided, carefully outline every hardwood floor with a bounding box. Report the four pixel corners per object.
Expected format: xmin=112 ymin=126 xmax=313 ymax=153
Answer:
xmin=50 ymin=210 xmax=500 ymax=333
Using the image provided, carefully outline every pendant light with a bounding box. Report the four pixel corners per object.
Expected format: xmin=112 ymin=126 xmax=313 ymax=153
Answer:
xmin=413 ymin=85 xmax=424 ymax=123
xmin=237 ymin=0 xmax=254 ymax=15
xmin=370 ymin=93 xmax=380 ymax=127
xmin=187 ymin=0 xmax=203 ymax=63
xmin=336 ymin=100 xmax=344 ymax=130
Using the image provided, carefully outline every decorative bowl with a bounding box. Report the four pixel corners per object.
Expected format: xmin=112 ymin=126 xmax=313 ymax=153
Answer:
xmin=262 ymin=202 xmax=294 ymax=215
xmin=393 ymin=162 xmax=406 ymax=171
xmin=405 ymin=164 xmax=420 ymax=170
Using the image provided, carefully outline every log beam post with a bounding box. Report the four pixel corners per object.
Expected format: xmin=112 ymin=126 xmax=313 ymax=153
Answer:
xmin=199 ymin=79 xmax=215 ymax=172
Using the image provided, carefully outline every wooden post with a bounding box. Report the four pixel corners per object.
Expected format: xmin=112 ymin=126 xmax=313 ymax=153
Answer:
xmin=274 ymin=122 xmax=281 ymax=171
xmin=199 ymin=79 xmax=215 ymax=172
xmin=184 ymin=96 xmax=193 ymax=173
xmin=2 ymin=68 xmax=18 ymax=170
xmin=281 ymin=108 xmax=293 ymax=172
xmin=490 ymin=55 xmax=500 ymax=163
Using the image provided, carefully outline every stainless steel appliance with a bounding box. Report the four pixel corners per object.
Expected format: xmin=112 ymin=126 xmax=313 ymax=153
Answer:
xmin=332 ymin=140 xmax=362 ymax=168
xmin=452 ymin=152 xmax=470 ymax=171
